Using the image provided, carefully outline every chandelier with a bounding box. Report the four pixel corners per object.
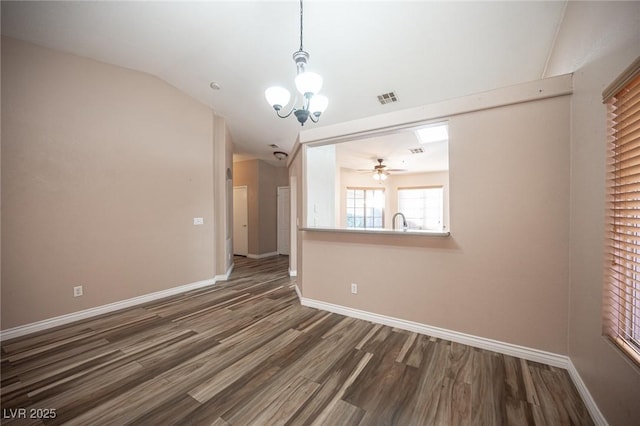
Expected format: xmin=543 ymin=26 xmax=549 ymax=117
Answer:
xmin=264 ymin=0 xmax=328 ymax=126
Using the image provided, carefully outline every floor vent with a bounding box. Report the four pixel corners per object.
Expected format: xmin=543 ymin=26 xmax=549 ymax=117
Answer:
xmin=377 ymin=91 xmax=398 ymax=105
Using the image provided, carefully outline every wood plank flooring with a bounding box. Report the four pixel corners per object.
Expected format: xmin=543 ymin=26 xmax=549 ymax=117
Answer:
xmin=1 ymin=255 xmax=593 ymax=425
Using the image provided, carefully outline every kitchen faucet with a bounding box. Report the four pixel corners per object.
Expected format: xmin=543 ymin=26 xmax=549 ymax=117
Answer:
xmin=392 ymin=212 xmax=408 ymax=231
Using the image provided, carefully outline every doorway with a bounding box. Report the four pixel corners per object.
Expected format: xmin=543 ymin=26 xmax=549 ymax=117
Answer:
xmin=277 ymin=186 xmax=290 ymax=255
xmin=233 ymin=186 xmax=248 ymax=256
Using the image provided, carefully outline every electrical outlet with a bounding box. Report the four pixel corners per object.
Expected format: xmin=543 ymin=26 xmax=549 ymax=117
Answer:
xmin=73 ymin=286 xmax=83 ymax=297
xmin=351 ymin=283 xmax=358 ymax=294
xmin=193 ymin=217 xmax=204 ymax=225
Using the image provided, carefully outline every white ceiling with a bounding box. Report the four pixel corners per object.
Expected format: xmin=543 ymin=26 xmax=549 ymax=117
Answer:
xmin=1 ymin=1 xmax=567 ymax=166
xmin=334 ymin=126 xmax=449 ymax=174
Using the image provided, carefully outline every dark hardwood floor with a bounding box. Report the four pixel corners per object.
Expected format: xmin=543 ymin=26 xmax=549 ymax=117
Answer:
xmin=1 ymin=255 xmax=593 ymax=425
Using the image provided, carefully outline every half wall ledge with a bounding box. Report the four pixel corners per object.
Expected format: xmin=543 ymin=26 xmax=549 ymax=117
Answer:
xmin=300 ymin=227 xmax=450 ymax=237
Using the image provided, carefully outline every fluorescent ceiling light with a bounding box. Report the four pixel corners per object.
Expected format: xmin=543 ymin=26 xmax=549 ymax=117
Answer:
xmin=416 ymin=123 xmax=448 ymax=144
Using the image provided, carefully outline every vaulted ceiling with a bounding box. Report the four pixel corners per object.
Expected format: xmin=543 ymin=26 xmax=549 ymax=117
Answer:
xmin=1 ymin=1 xmax=568 ymax=165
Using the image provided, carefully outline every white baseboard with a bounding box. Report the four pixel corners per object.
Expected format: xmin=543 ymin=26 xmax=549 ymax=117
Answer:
xmin=567 ymin=360 xmax=608 ymax=426
xmin=299 ymin=296 xmax=568 ymax=368
xmin=289 ymin=269 xmax=297 ymax=277
xmin=215 ymin=263 xmax=234 ymax=281
xmin=246 ymin=252 xmax=279 ymax=259
xmin=0 ymin=277 xmax=217 ymax=342
xmin=297 ymin=295 xmax=608 ymax=424
xmin=293 ymin=284 xmax=302 ymax=300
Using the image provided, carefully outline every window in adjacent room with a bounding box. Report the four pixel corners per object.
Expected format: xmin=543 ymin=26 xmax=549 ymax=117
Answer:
xmin=398 ymin=186 xmax=444 ymax=231
xmin=603 ymin=57 xmax=640 ymax=366
xmin=346 ymin=187 xmax=384 ymax=228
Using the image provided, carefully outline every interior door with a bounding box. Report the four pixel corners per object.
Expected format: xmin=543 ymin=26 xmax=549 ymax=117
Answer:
xmin=277 ymin=186 xmax=290 ymax=255
xmin=233 ymin=186 xmax=248 ymax=256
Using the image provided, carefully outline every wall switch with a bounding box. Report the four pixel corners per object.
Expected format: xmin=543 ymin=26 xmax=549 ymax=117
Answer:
xmin=193 ymin=217 xmax=204 ymax=225
xmin=73 ymin=286 xmax=83 ymax=297
xmin=351 ymin=283 xmax=358 ymax=294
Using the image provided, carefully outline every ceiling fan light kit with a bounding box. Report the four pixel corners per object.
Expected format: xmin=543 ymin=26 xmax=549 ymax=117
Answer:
xmin=373 ymin=170 xmax=388 ymax=181
xmin=264 ymin=0 xmax=328 ymax=126
xmin=363 ymin=158 xmax=407 ymax=182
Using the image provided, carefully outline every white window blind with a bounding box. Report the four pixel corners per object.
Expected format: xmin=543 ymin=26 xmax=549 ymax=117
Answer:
xmin=398 ymin=187 xmax=444 ymax=231
xmin=604 ymin=62 xmax=640 ymax=366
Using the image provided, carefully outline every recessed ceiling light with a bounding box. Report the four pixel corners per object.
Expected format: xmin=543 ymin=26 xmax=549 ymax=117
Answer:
xmin=209 ymin=82 xmax=222 ymax=90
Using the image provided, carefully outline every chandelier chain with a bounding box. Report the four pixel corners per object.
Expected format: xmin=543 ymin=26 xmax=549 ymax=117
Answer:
xmin=299 ymin=0 xmax=304 ymax=52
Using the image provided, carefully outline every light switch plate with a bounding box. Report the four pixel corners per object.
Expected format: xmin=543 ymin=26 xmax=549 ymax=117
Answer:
xmin=193 ymin=217 xmax=204 ymax=225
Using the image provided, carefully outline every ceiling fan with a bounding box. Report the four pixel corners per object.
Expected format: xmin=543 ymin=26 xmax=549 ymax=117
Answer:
xmin=358 ymin=158 xmax=407 ymax=181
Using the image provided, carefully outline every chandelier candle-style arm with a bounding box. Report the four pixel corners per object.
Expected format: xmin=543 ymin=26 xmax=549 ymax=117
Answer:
xmin=264 ymin=0 xmax=328 ymax=126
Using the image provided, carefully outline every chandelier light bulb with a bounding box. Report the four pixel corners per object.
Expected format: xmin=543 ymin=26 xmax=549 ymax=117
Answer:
xmin=295 ymin=71 xmax=323 ymax=96
xmin=309 ymin=94 xmax=329 ymax=115
xmin=265 ymin=86 xmax=291 ymax=110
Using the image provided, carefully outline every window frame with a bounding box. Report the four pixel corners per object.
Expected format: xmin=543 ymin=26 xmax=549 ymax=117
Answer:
xmin=345 ymin=187 xmax=385 ymax=229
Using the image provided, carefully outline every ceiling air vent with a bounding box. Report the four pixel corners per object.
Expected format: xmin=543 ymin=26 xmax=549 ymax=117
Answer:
xmin=268 ymin=144 xmax=280 ymax=148
xmin=377 ymin=91 xmax=398 ymax=105
xmin=409 ymin=147 xmax=424 ymax=154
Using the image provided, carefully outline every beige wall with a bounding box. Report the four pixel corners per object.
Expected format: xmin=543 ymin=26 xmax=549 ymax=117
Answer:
xmin=545 ymin=2 xmax=640 ymax=425
xmin=1 ymin=37 xmax=225 ymax=329
xmin=301 ymin=95 xmax=571 ymax=355
xmin=258 ymin=161 xmax=287 ymax=254
xmin=224 ymin=126 xmax=234 ymax=270
xmin=233 ymin=159 xmax=288 ymax=256
xmin=213 ymin=115 xmax=234 ymax=276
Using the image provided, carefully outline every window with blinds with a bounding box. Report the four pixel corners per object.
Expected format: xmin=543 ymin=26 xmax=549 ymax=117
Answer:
xmin=398 ymin=186 xmax=444 ymax=231
xmin=604 ymin=58 xmax=640 ymax=366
